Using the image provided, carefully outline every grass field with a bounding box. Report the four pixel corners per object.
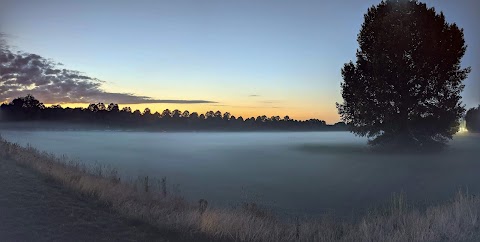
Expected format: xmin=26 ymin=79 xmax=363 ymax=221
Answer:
xmin=1 ymin=136 xmax=479 ymax=241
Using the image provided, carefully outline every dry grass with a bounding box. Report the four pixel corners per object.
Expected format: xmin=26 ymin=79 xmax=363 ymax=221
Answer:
xmin=0 ymin=136 xmax=479 ymax=241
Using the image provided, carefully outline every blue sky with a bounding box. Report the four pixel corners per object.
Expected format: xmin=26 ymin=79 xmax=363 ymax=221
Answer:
xmin=1 ymin=0 xmax=478 ymax=123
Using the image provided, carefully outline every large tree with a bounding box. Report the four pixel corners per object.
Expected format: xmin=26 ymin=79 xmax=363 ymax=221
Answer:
xmin=337 ymin=0 xmax=470 ymax=150
xmin=465 ymin=106 xmax=480 ymax=133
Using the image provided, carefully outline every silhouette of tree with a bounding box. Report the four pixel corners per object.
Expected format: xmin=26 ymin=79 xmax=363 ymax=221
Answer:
xmin=271 ymin=116 xmax=280 ymax=122
xmin=465 ymin=106 xmax=480 ymax=133
xmin=161 ymin=109 xmax=172 ymax=118
xmin=88 ymin=103 xmax=98 ymax=112
xmin=223 ymin=112 xmax=231 ymax=121
xmin=333 ymin=122 xmax=347 ymax=130
xmin=172 ymin=109 xmax=181 ymax=119
xmin=0 ymin=95 xmax=339 ymax=131
xmin=3 ymin=94 xmax=44 ymax=120
xmin=20 ymin=94 xmax=45 ymax=110
xmin=7 ymin=94 xmax=43 ymax=112
xmin=205 ymin=111 xmax=215 ymax=119
xmin=97 ymin=103 xmax=106 ymax=111
xmin=121 ymin=107 xmax=132 ymax=113
xmin=190 ymin=112 xmax=199 ymax=119
xmin=107 ymin=103 xmax=119 ymax=112
xmin=257 ymin=115 xmax=267 ymax=123
xmin=337 ymin=0 xmax=470 ymax=150
xmin=143 ymin=108 xmax=151 ymax=115
xmin=245 ymin=117 xmax=255 ymax=127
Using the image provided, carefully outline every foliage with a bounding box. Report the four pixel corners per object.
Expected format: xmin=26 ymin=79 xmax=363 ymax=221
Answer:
xmin=0 ymin=95 xmax=342 ymax=131
xmin=337 ymin=0 xmax=470 ymax=150
xmin=465 ymin=106 xmax=480 ymax=133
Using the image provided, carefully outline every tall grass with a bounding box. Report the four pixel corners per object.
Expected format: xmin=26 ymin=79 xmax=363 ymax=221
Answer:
xmin=0 ymin=136 xmax=478 ymax=241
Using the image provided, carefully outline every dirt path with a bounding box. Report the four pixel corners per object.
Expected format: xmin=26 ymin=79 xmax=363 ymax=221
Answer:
xmin=0 ymin=158 xmax=190 ymax=242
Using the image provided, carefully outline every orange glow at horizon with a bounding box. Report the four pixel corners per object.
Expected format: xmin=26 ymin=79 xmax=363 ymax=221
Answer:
xmin=46 ymin=103 xmax=342 ymax=124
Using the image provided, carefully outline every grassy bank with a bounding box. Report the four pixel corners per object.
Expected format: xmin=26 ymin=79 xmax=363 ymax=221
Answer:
xmin=0 ymin=136 xmax=479 ymax=241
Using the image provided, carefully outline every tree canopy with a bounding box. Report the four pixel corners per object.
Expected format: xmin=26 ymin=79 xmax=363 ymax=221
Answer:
xmin=465 ymin=106 xmax=480 ymax=133
xmin=0 ymin=95 xmax=347 ymax=131
xmin=337 ymin=0 xmax=470 ymax=150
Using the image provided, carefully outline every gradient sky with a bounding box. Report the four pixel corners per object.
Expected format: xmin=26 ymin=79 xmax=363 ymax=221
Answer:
xmin=1 ymin=0 xmax=479 ymax=124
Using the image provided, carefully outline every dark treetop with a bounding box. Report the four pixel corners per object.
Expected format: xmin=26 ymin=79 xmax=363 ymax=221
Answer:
xmin=0 ymin=95 xmax=347 ymax=131
xmin=337 ymin=0 xmax=470 ymax=150
xmin=465 ymin=106 xmax=480 ymax=133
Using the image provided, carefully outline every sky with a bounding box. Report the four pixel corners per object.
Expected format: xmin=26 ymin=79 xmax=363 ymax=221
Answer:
xmin=1 ymin=0 xmax=479 ymax=124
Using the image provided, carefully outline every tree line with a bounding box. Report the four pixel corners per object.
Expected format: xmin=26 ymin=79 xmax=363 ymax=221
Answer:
xmin=0 ymin=95 xmax=347 ymax=131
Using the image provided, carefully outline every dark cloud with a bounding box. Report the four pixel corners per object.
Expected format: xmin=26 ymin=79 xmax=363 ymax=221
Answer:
xmin=248 ymin=94 xmax=260 ymax=97
xmin=0 ymin=48 xmax=216 ymax=104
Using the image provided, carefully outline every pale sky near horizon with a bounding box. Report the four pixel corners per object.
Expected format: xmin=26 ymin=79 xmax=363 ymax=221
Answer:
xmin=1 ymin=0 xmax=479 ymax=124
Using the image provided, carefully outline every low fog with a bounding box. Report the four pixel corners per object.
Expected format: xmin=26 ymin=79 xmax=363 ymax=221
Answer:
xmin=1 ymin=129 xmax=478 ymax=218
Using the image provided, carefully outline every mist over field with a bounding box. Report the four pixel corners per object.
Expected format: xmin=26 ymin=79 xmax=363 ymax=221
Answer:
xmin=1 ymin=0 xmax=480 ymax=239
xmin=2 ymin=130 xmax=479 ymax=218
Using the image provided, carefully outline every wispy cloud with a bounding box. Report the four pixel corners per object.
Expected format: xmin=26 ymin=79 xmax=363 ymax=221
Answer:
xmin=211 ymin=104 xmax=282 ymax=109
xmin=0 ymin=48 xmax=216 ymax=104
xmin=248 ymin=94 xmax=260 ymax=97
xmin=259 ymin=100 xmax=281 ymax=104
